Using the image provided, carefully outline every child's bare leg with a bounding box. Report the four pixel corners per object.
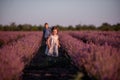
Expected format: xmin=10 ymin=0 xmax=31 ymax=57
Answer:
xmin=54 ymin=45 xmax=59 ymax=57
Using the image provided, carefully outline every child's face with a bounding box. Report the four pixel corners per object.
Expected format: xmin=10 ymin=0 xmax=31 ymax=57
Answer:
xmin=45 ymin=24 xmax=48 ymax=28
xmin=52 ymin=29 xmax=57 ymax=35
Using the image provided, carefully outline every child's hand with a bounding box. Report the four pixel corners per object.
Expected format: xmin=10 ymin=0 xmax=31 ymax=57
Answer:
xmin=58 ymin=44 xmax=60 ymax=48
xmin=48 ymin=45 xmax=50 ymax=49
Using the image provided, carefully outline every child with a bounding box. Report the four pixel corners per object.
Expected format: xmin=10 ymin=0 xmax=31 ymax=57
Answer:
xmin=45 ymin=26 xmax=60 ymax=57
xmin=43 ymin=23 xmax=51 ymax=41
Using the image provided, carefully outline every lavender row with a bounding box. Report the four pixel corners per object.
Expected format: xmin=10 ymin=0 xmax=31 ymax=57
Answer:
xmin=82 ymin=31 xmax=120 ymax=37
xmin=0 ymin=32 xmax=42 ymax=80
xmin=59 ymin=32 xmax=120 ymax=80
xmin=0 ymin=31 xmax=25 ymax=44
xmin=0 ymin=31 xmax=41 ymax=47
xmin=69 ymin=31 xmax=120 ymax=48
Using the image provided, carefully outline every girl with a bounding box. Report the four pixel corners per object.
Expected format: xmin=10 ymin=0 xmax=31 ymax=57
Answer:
xmin=45 ymin=26 xmax=60 ymax=57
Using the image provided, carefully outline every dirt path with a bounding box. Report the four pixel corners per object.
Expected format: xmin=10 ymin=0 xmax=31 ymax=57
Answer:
xmin=21 ymin=43 xmax=92 ymax=80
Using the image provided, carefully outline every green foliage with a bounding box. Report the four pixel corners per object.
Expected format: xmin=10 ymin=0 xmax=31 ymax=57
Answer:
xmin=0 ymin=22 xmax=120 ymax=31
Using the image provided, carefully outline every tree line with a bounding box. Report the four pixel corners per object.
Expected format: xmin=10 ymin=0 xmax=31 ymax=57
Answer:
xmin=0 ymin=22 xmax=120 ymax=31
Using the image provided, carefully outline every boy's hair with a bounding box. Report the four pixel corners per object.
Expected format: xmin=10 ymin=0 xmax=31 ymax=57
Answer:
xmin=44 ymin=23 xmax=48 ymax=26
xmin=51 ymin=26 xmax=59 ymax=32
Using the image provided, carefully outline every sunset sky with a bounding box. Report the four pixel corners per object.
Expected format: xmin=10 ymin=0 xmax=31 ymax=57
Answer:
xmin=0 ymin=0 xmax=120 ymax=26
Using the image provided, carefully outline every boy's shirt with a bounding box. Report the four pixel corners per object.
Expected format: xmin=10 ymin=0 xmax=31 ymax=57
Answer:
xmin=43 ymin=27 xmax=51 ymax=39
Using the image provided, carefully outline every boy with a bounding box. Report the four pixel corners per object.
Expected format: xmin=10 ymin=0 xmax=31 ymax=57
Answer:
xmin=43 ymin=23 xmax=51 ymax=41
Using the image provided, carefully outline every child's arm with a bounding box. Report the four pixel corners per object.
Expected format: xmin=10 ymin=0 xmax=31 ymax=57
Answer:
xmin=58 ymin=38 xmax=60 ymax=48
xmin=46 ymin=37 xmax=51 ymax=49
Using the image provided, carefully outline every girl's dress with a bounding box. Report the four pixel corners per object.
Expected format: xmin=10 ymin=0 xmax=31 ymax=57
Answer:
xmin=45 ymin=35 xmax=59 ymax=57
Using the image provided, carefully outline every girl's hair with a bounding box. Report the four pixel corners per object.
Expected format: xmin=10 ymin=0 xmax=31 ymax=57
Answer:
xmin=51 ymin=26 xmax=59 ymax=32
xmin=44 ymin=23 xmax=48 ymax=26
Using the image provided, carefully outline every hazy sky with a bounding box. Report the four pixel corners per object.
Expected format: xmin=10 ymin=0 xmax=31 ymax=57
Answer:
xmin=0 ymin=0 xmax=120 ymax=26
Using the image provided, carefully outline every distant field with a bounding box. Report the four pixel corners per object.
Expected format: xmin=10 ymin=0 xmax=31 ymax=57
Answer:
xmin=0 ymin=31 xmax=120 ymax=80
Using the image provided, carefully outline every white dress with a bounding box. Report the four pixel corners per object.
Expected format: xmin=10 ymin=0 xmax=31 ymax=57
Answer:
xmin=45 ymin=35 xmax=59 ymax=57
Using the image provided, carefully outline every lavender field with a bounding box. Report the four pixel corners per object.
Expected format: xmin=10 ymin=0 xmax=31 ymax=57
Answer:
xmin=0 ymin=31 xmax=42 ymax=80
xmin=0 ymin=31 xmax=120 ymax=80
xmin=59 ymin=31 xmax=120 ymax=80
